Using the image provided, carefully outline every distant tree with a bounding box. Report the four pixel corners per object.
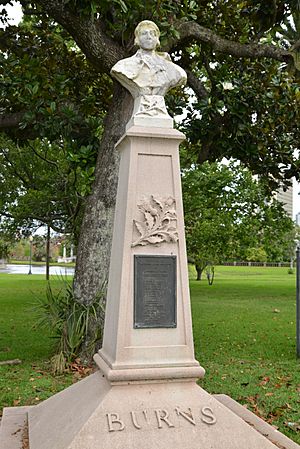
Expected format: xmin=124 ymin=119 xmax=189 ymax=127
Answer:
xmin=182 ymin=162 xmax=295 ymax=280
xmin=31 ymin=235 xmax=46 ymax=262
xmin=0 ymin=235 xmax=10 ymax=260
xmin=245 ymin=247 xmax=268 ymax=263
xmin=0 ymin=133 xmax=94 ymax=242
xmin=0 ymin=17 xmax=108 ymax=241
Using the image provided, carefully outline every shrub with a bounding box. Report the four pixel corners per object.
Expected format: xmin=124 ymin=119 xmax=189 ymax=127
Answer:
xmin=33 ymin=277 xmax=105 ymax=373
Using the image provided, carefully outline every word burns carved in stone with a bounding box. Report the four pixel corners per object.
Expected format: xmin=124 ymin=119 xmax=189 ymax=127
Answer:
xmin=106 ymin=406 xmax=217 ymax=432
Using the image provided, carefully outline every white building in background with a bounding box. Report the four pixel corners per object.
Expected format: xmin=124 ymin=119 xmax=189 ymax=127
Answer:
xmin=296 ymin=212 xmax=300 ymax=226
xmin=275 ymin=186 xmax=293 ymax=219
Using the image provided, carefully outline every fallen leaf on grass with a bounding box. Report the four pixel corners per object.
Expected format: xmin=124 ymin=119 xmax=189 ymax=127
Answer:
xmin=34 ymin=370 xmax=47 ymax=376
xmin=284 ymin=421 xmax=300 ymax=432
xmin=69 ymin=359 xmax=94 ymax=379
xmin=259 ymin=376 xmax=270 ymax=386
xmin=266 ymin=404 xmax=292 ymax=423
xmin=245 ymin=395 xmax=265 ymax=419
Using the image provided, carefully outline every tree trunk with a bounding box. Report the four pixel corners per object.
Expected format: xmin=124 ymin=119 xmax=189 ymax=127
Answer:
xmin=73 ymin=83 xmax=133 ymax=306
xmin=196 ymin=264 xmax=204 ymax=281
xmin=206 ymin=265 xmax=215 ymax=286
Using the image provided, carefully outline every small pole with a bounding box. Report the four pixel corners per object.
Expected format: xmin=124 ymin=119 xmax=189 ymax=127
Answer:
xmin=46 ymin=225 xmax=50 ymax=281
xmin=296 ymin=244 xmax=300 ymax=358
xmin=28 ymin=235 xmax=33 ymax=275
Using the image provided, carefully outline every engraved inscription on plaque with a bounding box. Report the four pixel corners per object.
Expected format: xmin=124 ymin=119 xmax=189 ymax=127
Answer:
xmin=134 ymin=255 xmax=176 ymax=328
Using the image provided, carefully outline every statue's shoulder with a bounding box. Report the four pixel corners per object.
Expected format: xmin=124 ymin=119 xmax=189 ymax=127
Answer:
xmin=113 ymin=52 xmax=140 ymax=68
xmin=156 ymin=52 xmax=187 ymax=84
xmin=156 ymin=52 xmax=172 ymax=62
xmin=111 ymin=52 xmax=142 ymax=79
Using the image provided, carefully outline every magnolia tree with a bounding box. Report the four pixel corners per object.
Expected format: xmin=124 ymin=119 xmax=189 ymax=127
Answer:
xmin=1 ymin=1 xmax=300 ymax=323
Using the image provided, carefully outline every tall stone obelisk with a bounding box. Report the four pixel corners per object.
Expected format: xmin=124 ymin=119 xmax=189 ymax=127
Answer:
xmin=1 ymin=19 xmax=299 ymax=449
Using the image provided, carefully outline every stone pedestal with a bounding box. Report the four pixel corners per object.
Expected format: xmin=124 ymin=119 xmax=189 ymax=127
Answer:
xmin=1 ymin=125 xmax=300 ymax=449
xmin=94 ymin=125 xmax=204 ymax=383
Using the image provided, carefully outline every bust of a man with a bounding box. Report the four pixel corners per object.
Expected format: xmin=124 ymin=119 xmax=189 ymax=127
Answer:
xmin=111 ymin=20 xmax=187 ymax=128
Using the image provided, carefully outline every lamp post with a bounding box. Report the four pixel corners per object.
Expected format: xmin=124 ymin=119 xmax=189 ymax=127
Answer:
xmin=28 ymin=235 xmax=33 ymax=275
xmin=296 ymin=241 xmax=300 ymax=358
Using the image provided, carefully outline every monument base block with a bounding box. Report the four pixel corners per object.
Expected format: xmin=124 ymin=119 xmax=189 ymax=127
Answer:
xmin=93 ymin=352 xmax=205 ymax=384
xmin=1 ymin=371 xmax=299 ymax=449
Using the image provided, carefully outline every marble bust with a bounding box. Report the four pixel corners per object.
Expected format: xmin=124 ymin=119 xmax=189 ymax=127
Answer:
xmin=111 ymin=20 xmax=187 ymax=128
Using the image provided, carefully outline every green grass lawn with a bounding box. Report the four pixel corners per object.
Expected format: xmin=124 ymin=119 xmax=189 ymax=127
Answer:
xmin=0 ymin=275 xmax=74 ymax=409
xmin=0 ymin=267 xmax=299 ymax=443
xmin=8 ymin=259 xmax=75 ymax=267
xmin=191 ymin=265 xmax=300 ymax=443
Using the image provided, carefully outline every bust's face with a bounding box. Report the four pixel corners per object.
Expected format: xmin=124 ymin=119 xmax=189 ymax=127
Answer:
xmin=137 ymin=27 xmax=158 ymax=51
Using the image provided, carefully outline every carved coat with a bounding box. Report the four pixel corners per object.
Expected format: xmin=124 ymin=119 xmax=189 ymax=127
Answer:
xmin=111 ymin=49 xmax=187 ymax=98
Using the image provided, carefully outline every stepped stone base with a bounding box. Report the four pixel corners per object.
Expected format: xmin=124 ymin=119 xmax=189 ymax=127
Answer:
xmin=0 ymin=406 xmax=32 ymax=449
xmin=1 ymin=371 xmax=299 ymax=449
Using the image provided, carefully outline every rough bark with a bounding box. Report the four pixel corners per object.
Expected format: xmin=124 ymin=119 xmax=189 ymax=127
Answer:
xmin=186 ymin=69 xmax=209 ymax=99
xmin=73 ymin=82 xmax=133 ymax=304
xmin=196 ymin=265 xmax=203 ymax=281
xmin=174 ymin=21 xmax=292 ymax=63
xmin=0 ymin=359 xmax=22 ymax=366
xmin=196 ymin=264 xmax=204 ymax=281
xmin=32 ymin=2 xmax=292 ymax=70
xmin=0 ymin=112 xmax=25 ymax=129
xmin=33 ymin=0 xmax=126 ymax=72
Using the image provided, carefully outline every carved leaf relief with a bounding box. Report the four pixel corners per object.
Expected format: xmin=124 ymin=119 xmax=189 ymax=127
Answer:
xmin=132 ymin=195 xmax=179 ymax=247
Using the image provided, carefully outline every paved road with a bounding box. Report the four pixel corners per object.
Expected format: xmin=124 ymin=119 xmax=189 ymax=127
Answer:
xmin=0 ymin=264 xmax=74 ymax=276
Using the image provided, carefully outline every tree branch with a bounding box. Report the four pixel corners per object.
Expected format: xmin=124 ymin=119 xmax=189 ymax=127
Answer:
xmin=291 ymin=39 xmax=300 ymax=52
xmin=33 ymin=0 xmax=126 ymax=72
xmin=0 ymin=359 xmax=22 ymax=366
xmin=1 ymin=150 xmax=31 ymax=187
xmin=27 ymin=142 xmax=60 ymax=171
xmin=172 ymin=21 xmax=291 ymax=63
xmin=23 ymin=9 xmax=43 ymax=16
xmin=0 ymin=112 xmax=39 ymax=139
xmin=186 ymin=70 xmax=208 ymax=99
xmin=0 ymin=112 xmax=24 ymax=129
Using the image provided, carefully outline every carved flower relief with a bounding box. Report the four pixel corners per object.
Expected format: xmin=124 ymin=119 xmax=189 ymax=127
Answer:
xmin=132 ymin=195 xmax=179 ymax=247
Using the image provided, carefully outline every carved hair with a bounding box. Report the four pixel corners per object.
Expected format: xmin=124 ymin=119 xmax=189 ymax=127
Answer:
xmin=134 ymin=20 xmax=160 ymax=47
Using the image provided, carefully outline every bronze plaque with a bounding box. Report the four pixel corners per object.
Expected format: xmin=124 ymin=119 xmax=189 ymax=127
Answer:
xmin=134 ymin=255 xmax=176 ymax=329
